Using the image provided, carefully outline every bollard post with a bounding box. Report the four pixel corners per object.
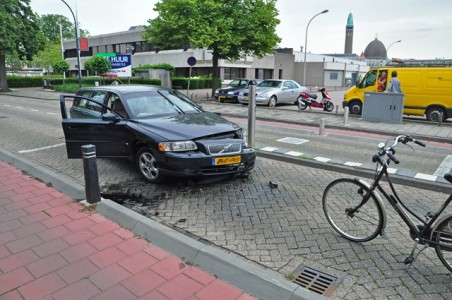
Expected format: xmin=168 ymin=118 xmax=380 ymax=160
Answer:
xmin=247 ymin=83 xmax=257 ymax=147
xmin=335 ymin=105 xmax=338 ymax=115
xmin=195 ymin=94 xmax=198 ymax=101
xmin=82 ymin=145 xmax=101 ymax=204
xmin=206 ymin=92 xmax=209 ymax=100
xmin=319 ymin=118 xmax=325 ymax=136
xmin=190 ymin=93 xmax=193 ymax=100
xmin=439 ymin=112 xmax=443 ymax=126
xmin=95 ymin=81 xmax=99 ymax=87
xmin=343 ymin=107 xmax=350 ymax=126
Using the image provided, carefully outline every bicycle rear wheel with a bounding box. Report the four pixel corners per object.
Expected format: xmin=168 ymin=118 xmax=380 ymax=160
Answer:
xmin=323 ymin=178 xmax=384 ymax=242
xmin=434 ymin=215 xmax=452 ymax=272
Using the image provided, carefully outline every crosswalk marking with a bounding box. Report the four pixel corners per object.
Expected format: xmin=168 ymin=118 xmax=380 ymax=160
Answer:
xmin=433 ymin=155 xmax=452 ymax=176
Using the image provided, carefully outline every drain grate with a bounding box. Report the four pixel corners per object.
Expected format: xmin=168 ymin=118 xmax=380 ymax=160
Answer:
xmin=292 ymin=265 xmax=341 ymax=297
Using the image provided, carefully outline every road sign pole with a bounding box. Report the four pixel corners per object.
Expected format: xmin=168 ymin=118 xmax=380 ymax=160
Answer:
xmin=187 ymin=66 xmax=192 ymax=97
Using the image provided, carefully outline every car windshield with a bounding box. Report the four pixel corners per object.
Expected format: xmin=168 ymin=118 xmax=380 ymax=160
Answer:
xmin=257 ymin=80 xmax=282 ymax=88
xmin=228 ymin=80 xmax=247 ymax=87
xmin=124 ymin=90 xmax=201 ymax=118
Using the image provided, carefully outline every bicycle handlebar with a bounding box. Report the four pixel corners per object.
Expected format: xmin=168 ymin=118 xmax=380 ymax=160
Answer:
xmin=375 ymin=135 xmax=426 ymax=167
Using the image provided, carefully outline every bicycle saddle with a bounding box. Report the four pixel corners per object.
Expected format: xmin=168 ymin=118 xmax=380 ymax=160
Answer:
xmin=445 ymin=173 xmax=452 ymax=184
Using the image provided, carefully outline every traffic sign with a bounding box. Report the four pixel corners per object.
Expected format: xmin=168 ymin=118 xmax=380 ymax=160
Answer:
xmin=187 ymin=56 xmax=197 ymax=66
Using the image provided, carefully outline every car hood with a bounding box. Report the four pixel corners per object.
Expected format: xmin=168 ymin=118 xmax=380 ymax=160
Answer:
xmin=218 ymin=86 xmax=244 ymax=93
xmin=136 ymin=111 xmax=241 ymax=140
xmin=256 ymin=87 xmax=277 ymax=94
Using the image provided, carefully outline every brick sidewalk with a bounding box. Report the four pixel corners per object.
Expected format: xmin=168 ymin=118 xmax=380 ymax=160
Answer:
xmin=0 ymin=161 xmax=256 ymax=300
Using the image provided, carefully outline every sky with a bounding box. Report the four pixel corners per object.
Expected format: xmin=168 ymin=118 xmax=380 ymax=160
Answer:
xmin=30 ymin=0 xmax=452 ymax=60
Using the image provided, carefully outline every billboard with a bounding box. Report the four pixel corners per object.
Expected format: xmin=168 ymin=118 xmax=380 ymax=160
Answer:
xmin=98 ymin=53 xmax=132 ymax=77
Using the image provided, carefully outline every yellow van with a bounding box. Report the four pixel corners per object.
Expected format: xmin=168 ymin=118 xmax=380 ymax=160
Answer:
xmin=343 ymin=67 xmax=452 ymax=121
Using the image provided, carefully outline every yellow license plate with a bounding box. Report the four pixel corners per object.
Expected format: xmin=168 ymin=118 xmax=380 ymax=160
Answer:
xmin=219 ymin=96 xmax=226 ymax=99
xmin=244 ymin=98 xmax=250 ymax=101
xmin=213 ymin=156 xmax=241 ymax=166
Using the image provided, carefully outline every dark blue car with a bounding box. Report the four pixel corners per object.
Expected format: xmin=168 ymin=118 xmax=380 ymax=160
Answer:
xmin=60 ymin=85 xmax=256 ymax=183
xmin=214 ymin=79 xmax=262 ymax=103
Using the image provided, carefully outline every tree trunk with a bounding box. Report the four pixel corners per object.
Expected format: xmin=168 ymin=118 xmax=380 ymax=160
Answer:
xmin=0 ymin=54 xmax=10 ymax=92
xmin=211 ymin=53 xmax=219 ymax=98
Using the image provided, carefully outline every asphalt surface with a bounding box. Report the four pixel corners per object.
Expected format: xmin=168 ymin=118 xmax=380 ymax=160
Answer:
xmin=1 ymin=87 xmax=452 ymax=299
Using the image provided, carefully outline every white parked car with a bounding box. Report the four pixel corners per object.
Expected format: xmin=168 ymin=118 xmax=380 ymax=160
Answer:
xmin=238 ymin=79 xmax=307 ymax=107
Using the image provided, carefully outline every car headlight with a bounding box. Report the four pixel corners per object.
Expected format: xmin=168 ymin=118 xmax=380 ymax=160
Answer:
xmin=242 ymin=130 xmax=248 ymax=147
xmin=158 ymin=141 xmax=197 ymax=152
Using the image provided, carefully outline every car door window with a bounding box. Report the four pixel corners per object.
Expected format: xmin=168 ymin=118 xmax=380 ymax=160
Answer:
xmin=69 ymin=97 xmax=102 ymax=119
xmin=360 ymin=70 xmax=377 ymax=88
xmin=283 ymin=81 xmax=293 ymax=89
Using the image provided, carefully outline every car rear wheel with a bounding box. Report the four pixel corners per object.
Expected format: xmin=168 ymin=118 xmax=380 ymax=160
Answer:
xmin=426 ymin=106 xmax=447 ymax=122
xmin=268 ymin=96 xmax=277 ymax=108
xmin=136 ymin=147 xmax=165 ymax=183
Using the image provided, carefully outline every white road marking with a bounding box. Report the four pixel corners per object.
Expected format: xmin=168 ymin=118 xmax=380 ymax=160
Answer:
xmin=285 ymin=151 xmax=303 ymax=156
xmin=46 ymin=112 xmax=56 ymax=115
xmin=31 ymin=109 xmax=39 ymax=112
xmin=277 ymin=137 xmax=309 ymax=145
xmin=19 ymin=143 xmax=66 ymax=154
xmin=433 ymin=155 xmax=452 ymax=176
xmin=415 ymin=173 xmax=438 ymax=181
xmin=315 ymin=157 xmax=331 ymax=162
xmin=344 ymin=162 xmax=362 ymax=167
xmin=4 ymin=104 xmax=11 ymax=106
xmin=261 ymin=147 xmax=278 ymax=152
xmin=15 ymin=106 xmax=24 ymax=109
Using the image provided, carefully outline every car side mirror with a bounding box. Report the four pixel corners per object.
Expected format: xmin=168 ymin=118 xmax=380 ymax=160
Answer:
xmin=102 ymin=112 xmax=120 ymax=123
xmin=282 ymin=86 xmax=288 ymax=90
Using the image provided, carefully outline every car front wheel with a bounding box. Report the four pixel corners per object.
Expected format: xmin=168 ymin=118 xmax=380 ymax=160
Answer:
xmin=136 ymin=147 xmax=165 ymax=183
xmin=268 ymin=96 xmax=277 ymax=108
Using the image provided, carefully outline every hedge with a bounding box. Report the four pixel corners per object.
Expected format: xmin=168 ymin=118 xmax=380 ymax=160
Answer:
xmin=50 ymin=77 xmax=161 ymax=86
xmin=172 ymin=77 xmax=221 ymax=89
xmin=6 ymin=75 xmax=223 ymax=90
xmin=6 ymin=76 xmax=43 ymax=88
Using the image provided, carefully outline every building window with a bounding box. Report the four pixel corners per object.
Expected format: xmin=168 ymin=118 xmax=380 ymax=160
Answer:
xmin=330 ymin=72 xmax=338 ymax=80
xmin=223 ymin=68 xmax=245 ymax=80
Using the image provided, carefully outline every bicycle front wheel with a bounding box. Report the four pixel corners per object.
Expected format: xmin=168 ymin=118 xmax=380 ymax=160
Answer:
xmin=434 ymin=215 xmax=452 ymax=272
xmin=323 ymin=178 xmax=384 ymax=242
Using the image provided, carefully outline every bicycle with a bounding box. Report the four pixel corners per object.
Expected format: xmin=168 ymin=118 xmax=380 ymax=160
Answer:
xmin=322 ymin=134 xmax=452 ymax=271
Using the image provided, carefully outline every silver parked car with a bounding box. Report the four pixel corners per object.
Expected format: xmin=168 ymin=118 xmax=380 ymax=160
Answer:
xmin=238 ymin=79 xmax=307 ymax=107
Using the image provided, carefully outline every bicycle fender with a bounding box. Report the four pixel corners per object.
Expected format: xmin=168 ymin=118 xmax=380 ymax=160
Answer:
xmin=355 ymin=178 xmax=388 ymax=235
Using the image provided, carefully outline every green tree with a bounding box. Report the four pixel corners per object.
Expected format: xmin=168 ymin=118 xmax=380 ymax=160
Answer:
xmin=53 ymin=60 xmax=69 ymax=75
xmin=84 ymin=56 xmax=111 ymax=76
xmin=0 ymin=0 xmax=46 ymax=91
xmin=143 ymin=0 xmax=280 ymax=95
xmin=39 ymin=14 xmax=74 ymax=44
xmin=38 ymin=14 xmax=90 ymax=44
xmin=33 ymin=43 xmax=62 ymax=72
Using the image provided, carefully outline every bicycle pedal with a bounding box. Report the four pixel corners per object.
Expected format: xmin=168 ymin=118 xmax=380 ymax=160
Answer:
xmin=380 ymin=231 xmax=389 ymax=240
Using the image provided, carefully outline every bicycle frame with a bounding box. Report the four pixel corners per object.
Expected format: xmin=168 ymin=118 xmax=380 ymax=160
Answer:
xmin=356 ymin=158 xmax=452 ymax=246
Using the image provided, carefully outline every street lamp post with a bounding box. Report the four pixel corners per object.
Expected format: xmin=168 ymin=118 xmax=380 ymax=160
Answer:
xmin=386 ymin=40 xmax=402 ymax=59
xmin=60 ymin=0 xmax=82 ymax=87
xmin=303 ymin=9 xmax=328 ymax=86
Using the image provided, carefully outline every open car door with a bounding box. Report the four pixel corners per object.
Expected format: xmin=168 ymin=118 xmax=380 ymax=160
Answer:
xmin=59 ymin=94 xmax=129 ymax=158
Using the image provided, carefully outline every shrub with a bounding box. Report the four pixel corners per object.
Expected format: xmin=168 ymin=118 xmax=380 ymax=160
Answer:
xmin=171 ymin=77 xmax=220 ymax=89
xmin=133 ymin=63 xmax=175 ymax=77
xmin=7 ymin=76 xmax=43 ymax=88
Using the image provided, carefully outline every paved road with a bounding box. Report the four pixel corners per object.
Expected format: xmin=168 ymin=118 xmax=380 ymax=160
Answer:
xmin=1 ymin=88 xmax=452 ymax=299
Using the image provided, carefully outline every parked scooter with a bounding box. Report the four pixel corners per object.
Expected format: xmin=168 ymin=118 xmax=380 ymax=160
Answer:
xmin=297 ymin=88 xmax=334 ymax=112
